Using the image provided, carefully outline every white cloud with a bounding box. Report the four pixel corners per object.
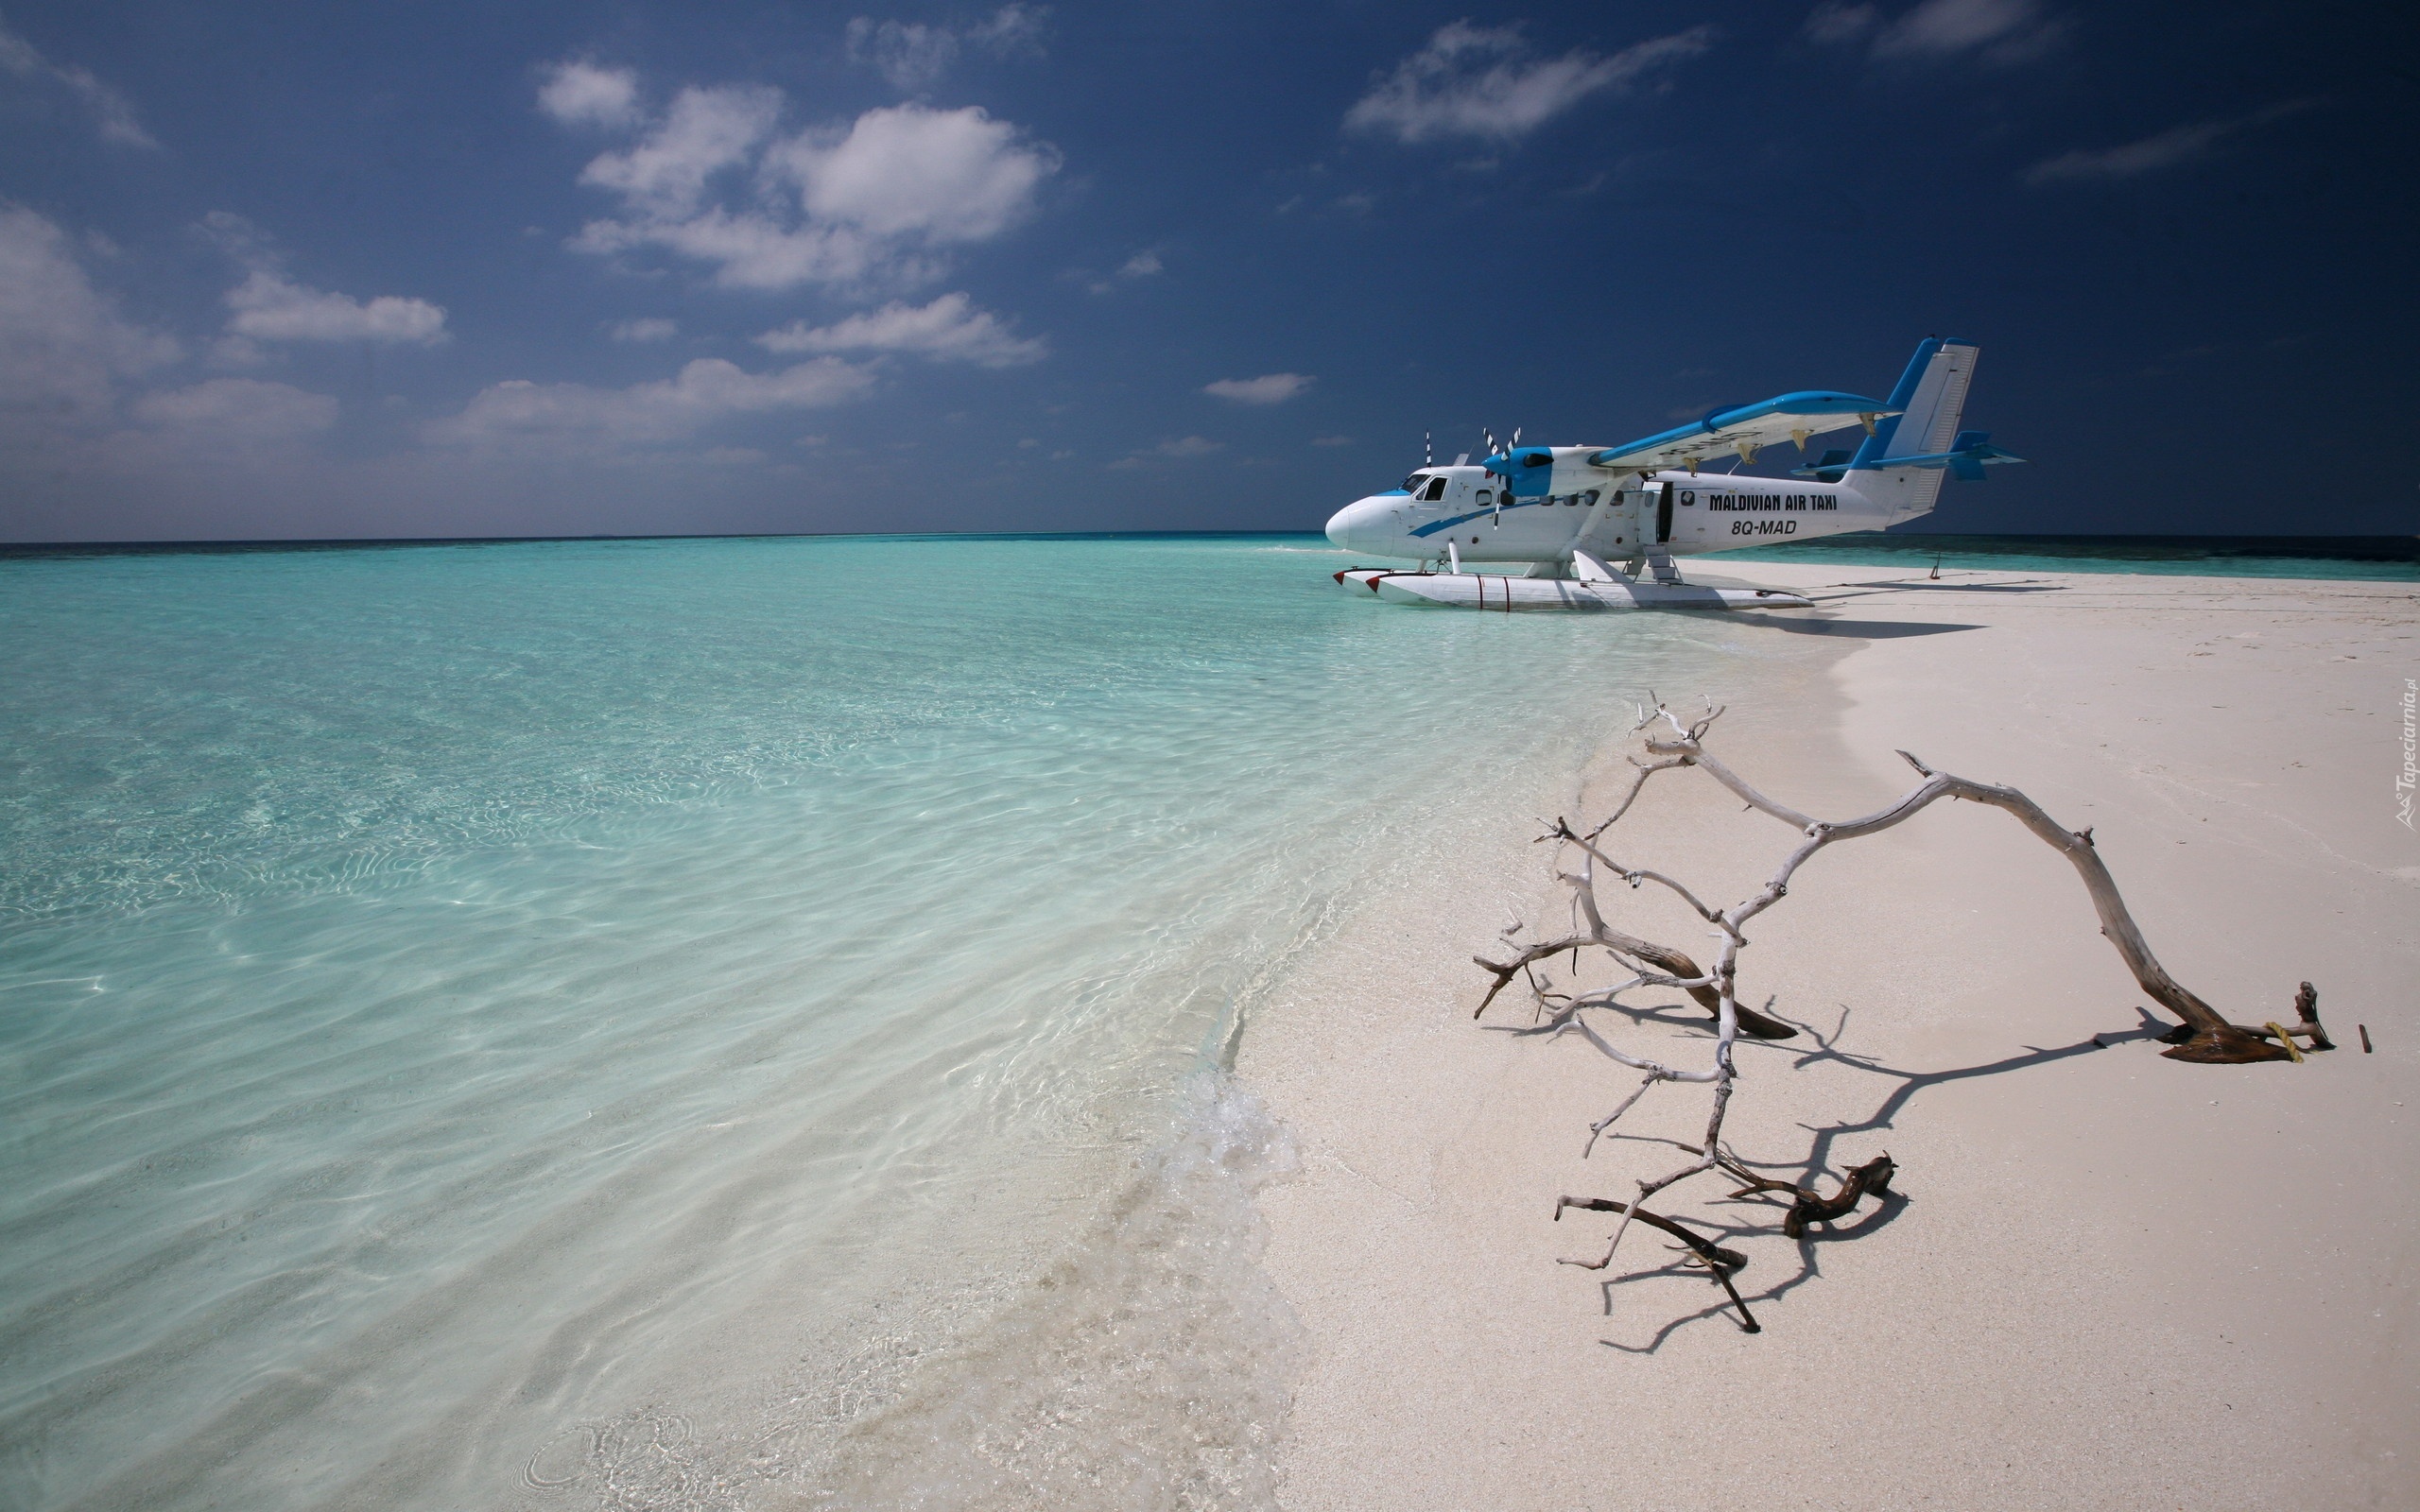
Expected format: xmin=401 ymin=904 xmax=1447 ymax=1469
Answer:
xmin=772 ymin=104 xmax=1057 ymax=243
xmin=0 ymin=204 xmax=353 ymax=478
xmin=1812 ymin=0 xmax=2066 ymax=64
xmin=2023 ymin=101 xmax=2314 ymax=185
xmin=847 ymin=21 xmax=957 ymax=93
xmin=1087 ymin=248 xmax=1163 ymax=294
xmin=754 ymin=291 xmax=1046 ymax=366
xmin=1874 ymin=0 xmax=2040 ymax=55
xmin=845 ymin=6 xmax=1048 ymax=91
xmin=2024 ymin=122 xmax=2229 ymax=184
xmin=132 ymin=378 xmax=337 ymax=439
xmin=609 ymin=317 xmax=679 ymax=342
xmin=0 ymin=202 xmax=179 ymax=432
xmin=558 ymin=77 xmax=1058 ymax=291
xmin=0 ymin=19 xmax=157 ymax=147
xmin=224 ymin=269 xmax=448 ymax=344
xmin=1345 ymin=22 xmax=1714 ymax=145
xmin=1801 ymin=3 xmax=1880 ymax=43
xmin=1204 ymin=372 xmax=1313 ymax=404
xmin=579 ymin=84 xmax=782 ymax=217
xmin=538 ymin=60 xmax=641 ymax=129
xmin=1106 ymin=435 xmax=1225 ymax=469
xmin=207 ymin=334 xmax=270 ymax=369
xmin=966 ymin=6 xmax=1050 ymax=53
xmin=572 ymin=208 xmax=892 ymax=293
xmin=197 ymin=213 xmax=448 ymax=346
xmin=428 ymin=356 xmax=875 ymax=448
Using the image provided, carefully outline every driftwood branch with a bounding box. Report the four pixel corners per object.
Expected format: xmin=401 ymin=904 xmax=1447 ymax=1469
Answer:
xmin=1477 ymin=701 xmax=2331 ymax=1335
xmin=1554 ymin=1196 xmax=1760 ymax=1332
xmin=1721 ymin=1153 xmax=1898 ymax=1239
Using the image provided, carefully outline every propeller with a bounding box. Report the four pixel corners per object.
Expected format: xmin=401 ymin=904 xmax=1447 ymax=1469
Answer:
xmin=1494 ymin=426 xmax=1524 ymax=525
xmin=1424 ymin=430 xmax=1433 ymax=467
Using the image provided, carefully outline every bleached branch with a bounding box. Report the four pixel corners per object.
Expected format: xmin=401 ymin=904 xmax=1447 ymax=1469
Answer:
xmin=1471 ymin=700 xmax=2334 ymax=1336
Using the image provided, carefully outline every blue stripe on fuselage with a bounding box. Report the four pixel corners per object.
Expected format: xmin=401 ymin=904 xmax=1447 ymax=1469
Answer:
xmin=1408 ymin=498 xmax=1539 ymax=538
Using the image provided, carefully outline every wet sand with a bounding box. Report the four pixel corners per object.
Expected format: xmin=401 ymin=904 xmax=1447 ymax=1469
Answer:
xmin=1239 ymin=563 xmax=2418 ymax=1510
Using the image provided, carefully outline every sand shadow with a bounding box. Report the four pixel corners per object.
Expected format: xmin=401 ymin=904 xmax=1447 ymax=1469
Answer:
xmin=1737 ymin=616 xmax=1985 ymax=638
xmin=1826 ymin=578 xmax=2067 ymax=593
xmin=1564 ymin=1001 xmax=2177 ymax=1351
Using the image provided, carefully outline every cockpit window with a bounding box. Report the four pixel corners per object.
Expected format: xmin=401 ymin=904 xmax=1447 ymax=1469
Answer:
xmin=1399 ymin=473 xmax=1428 ymax=493
xmin=1421 ymin=475 xmax=1448 ymax=501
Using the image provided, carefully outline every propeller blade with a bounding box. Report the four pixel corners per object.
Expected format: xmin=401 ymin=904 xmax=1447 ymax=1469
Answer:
xmin=1425 ymin=430 xmax=1433 ymax=467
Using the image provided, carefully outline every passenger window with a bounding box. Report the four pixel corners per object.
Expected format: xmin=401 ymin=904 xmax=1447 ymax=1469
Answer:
xmin=1476 ymin=489 xmax=1493 ymax=505
xmin=1579 ymin=490 xmax=1598 ymax=507
xmin=1423 ymin=476 xmax=1448 ymax=501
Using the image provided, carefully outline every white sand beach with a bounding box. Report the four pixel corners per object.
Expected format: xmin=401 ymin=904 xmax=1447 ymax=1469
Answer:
xmin=1240 ymin=564 xmax=2418 ymax=1511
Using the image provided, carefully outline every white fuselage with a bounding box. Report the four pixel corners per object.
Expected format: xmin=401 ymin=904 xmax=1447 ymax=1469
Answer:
xmin=1323 ymin=458 xmax=1924 ymax=568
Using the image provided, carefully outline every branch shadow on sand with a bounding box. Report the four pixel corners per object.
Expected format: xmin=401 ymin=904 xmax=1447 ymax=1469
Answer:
xmin=1729 ymin=615 xmax=1985 ymax=638
xmin=1824 ymin=578 xmax=2068 ymax=594
xmin=1536 ymin=998 xmax=2175 ymax=1352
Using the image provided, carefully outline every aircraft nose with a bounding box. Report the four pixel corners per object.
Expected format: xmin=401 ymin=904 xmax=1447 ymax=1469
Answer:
xmin=1325 ymin=496 xmax=1384 ymax=550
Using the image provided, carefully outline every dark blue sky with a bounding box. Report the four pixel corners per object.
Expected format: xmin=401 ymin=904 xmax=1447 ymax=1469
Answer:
xmin=1 ymin=0 xmax=2411 ymax=541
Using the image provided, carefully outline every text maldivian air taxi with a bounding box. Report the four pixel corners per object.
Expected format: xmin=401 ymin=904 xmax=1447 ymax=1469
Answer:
xmin=1324 ymin=337 xmax=2022 ymax=610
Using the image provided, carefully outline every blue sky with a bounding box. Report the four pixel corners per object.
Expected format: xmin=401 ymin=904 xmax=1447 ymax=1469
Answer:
xmin=0 ymin=0 xmax=2410 ymax=541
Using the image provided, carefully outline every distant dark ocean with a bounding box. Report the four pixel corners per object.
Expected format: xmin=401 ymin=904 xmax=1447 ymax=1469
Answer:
xmin=12 ymin=530 xmax=2419 ymax=583
xmin=1716 ymin=532 xmax=2420 ymax=582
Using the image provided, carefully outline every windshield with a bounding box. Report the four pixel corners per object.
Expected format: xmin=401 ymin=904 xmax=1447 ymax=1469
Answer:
xmin=1399 ymin=472 xmax=1429 ymax=493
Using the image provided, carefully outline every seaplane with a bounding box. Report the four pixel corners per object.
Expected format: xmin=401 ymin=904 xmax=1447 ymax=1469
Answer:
xmin=1325 ymin=336 xmax=2022 ymax=610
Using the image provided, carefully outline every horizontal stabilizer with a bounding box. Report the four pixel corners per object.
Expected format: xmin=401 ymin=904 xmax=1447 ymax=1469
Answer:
xmin=1789 ymin=447 xmax=1854 ymax=482
xmin=1868 ymin=429 xmax=2026 ymax=482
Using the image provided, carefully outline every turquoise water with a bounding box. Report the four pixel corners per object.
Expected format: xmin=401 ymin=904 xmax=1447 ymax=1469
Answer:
xmin=1716 ymin=531 xmax=2420 ymax=581
xmin=0 ymin=535 xmax=1756 ymax=1511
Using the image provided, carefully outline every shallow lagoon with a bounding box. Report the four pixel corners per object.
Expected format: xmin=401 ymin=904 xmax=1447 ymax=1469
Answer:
xmin=0 ymin=534 xmax=1761 ymax=1509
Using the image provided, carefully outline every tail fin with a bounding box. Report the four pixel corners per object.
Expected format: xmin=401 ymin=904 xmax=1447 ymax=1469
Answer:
xmin=1848 ymin=337 xmax=1979 ymax=522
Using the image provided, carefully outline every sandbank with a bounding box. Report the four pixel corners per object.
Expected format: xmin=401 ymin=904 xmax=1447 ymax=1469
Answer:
xmin=1238 ymin=562 xmax=2418 ymax=1510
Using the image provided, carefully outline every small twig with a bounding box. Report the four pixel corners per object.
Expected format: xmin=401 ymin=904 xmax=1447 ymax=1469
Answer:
xmin=1584 ymin=1073 xmax=1668 ymax=1157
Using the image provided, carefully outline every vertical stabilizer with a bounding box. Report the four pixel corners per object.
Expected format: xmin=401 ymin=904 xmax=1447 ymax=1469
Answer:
xmin=1849 ymin=338 xmax=1979 ymax=522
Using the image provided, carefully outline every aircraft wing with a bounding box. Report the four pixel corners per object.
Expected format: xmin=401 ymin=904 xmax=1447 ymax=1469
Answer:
xmin=1585 ymin=389 xmax=1894 ymax=475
